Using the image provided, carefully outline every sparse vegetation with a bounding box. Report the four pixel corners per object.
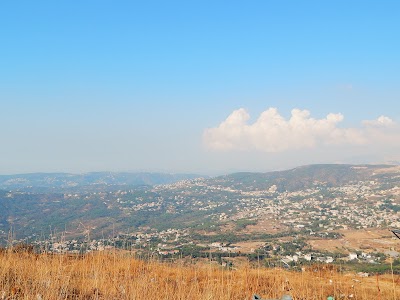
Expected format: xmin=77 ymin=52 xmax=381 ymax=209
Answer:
xmin=0 ymin=250 xmax=399 ymax=299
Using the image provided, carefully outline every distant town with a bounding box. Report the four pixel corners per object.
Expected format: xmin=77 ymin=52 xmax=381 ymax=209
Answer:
xmin=1 ymin=165 xmax=400 ymax=270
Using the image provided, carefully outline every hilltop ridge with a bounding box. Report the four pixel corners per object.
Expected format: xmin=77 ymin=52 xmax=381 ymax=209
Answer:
xmin=212 ymin=163 xmax=396 ymax=192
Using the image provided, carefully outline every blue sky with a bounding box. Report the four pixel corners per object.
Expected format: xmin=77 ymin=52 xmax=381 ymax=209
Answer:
xmin=1 ymin=1 xmax=399 ymax=174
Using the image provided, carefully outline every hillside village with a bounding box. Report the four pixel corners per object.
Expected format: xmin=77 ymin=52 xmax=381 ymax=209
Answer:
xmin=2 ymin=165 xmax=400 ymax=271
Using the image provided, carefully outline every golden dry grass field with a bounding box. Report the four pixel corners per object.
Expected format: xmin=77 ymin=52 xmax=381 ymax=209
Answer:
xmin=0 ymin=250 xmax=399 ymax=300
xmin=308 ymin=229 xmax=398 ymax=253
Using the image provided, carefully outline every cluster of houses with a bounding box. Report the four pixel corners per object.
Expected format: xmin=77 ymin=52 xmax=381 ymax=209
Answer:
xmin=3 ymin=170 xmax=400 ymax=264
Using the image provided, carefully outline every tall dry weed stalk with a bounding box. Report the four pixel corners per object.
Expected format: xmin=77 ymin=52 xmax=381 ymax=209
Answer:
xmin=0 ymin=250 xmax=399 ymax=299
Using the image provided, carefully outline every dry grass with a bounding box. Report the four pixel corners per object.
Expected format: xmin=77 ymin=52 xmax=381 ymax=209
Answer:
xmin=0 ymin=250 xmax=399 ymax=299
xmin=308 ymin=229 xmax=398 ymax=254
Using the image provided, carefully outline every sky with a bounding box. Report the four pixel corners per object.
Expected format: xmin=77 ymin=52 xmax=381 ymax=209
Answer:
xmin=0 ymin=1 xmax=399 ymax=175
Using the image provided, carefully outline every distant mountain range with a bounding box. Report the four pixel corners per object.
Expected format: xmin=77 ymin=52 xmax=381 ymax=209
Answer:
xmin=1 ymin=164 xmax=394 ymax=192
xmin=0 ymin=172 xmax=203 ymax=192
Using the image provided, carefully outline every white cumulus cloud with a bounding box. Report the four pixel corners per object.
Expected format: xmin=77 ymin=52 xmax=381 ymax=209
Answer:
xmin=362 ymin=115 xmax=395 ymax=127
xmin=203 ymin=108 xmax=397 ymax=152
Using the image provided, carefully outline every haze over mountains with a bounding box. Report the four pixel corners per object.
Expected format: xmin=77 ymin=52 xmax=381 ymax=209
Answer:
xmin=0 ymin=163 xmax=392 ymax=192
xmin=0 ymin=172 xmax=202 ymax=192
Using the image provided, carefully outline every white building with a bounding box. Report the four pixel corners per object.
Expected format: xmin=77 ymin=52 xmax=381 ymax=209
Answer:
xmin=349 ymin=253 xmax=358 ymax=260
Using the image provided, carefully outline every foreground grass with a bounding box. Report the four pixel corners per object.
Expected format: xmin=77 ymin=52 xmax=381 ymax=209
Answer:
xmin=0 ymin=251 xmax=399 ymax=299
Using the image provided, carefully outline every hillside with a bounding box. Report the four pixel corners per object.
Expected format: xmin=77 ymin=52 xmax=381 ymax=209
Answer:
xmin=213 ymin=164 xmax=392 ymax=192
xmin=1 ymin=164 xmax=400 ymax=258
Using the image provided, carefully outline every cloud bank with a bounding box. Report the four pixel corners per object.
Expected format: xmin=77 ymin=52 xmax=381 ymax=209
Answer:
xmin=203 ymin=108 xmax=398 ymax=153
